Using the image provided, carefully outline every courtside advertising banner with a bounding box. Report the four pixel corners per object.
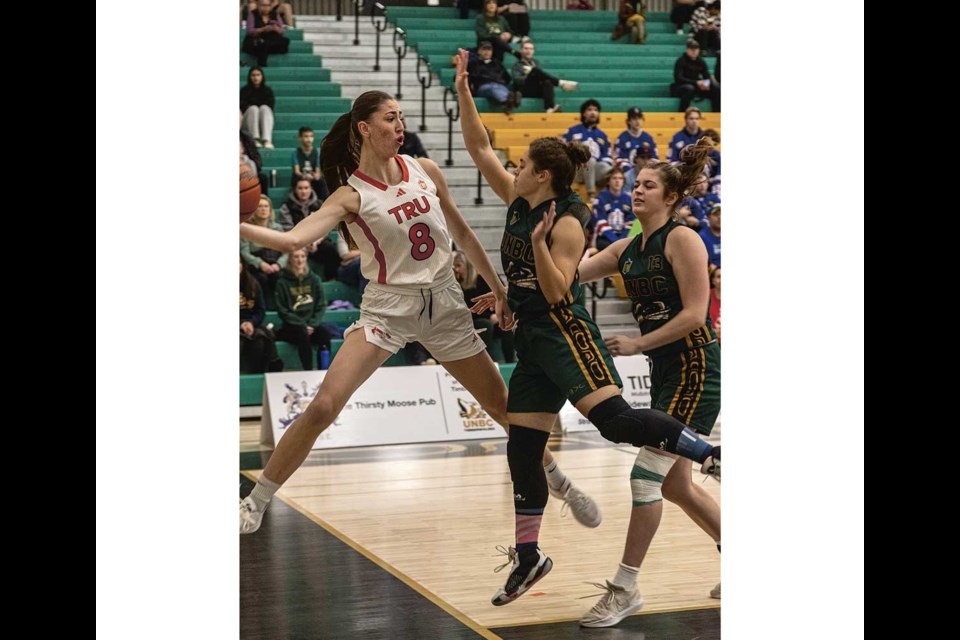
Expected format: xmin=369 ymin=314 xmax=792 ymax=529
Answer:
xmin=263 ymin=365 xmax=499 ymax=450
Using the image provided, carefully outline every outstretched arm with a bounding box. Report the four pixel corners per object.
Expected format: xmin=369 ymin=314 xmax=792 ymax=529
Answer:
xmin=454 ymin=49 xmax=517 ymax=205
xmin=239 ymin=186 xmax=356 ymax=253
xmin=579 ymin=237 xmax=631 ymax=283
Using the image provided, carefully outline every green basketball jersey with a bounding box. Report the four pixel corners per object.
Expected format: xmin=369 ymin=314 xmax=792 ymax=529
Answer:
xmin=500 ymin=191 xmax=592 ymax=319
xmin=618 ymin=219 xmax=717 ymax=358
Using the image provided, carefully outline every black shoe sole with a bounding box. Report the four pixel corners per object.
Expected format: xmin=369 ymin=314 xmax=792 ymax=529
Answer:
xmin=492 ymin=557 xmax=553 ymax=606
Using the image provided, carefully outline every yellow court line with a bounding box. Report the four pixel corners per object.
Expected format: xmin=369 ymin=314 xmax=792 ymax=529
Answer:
xmin=266 ymin=488 xmax=504 ymax=640
xmin=491 ymin=602 xmax=722 ymax=628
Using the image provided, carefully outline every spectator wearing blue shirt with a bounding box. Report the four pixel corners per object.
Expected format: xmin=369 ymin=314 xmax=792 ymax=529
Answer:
xmin=667 ymin=106 xmax=706 ymax=162
xmin=563 ymin=99 xmax=613 ymax=199
xmin=592 ymin=167 xmax=635 ymax=251
xmin=699 ymin=204 xmax=721 ymax=267
xmin=614 ymin=106 xmax=659 ymax=189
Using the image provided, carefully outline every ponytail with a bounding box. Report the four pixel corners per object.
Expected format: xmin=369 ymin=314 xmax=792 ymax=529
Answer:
xmin=640 ymin=137 xmax=715 ymax=218
xmin=318 ymin=90 xmax=395 ymax=250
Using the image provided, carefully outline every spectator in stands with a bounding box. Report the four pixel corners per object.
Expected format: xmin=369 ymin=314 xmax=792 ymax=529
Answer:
xmin=453 ymin=250 xmax=515 ymax=363
xmin=690 ymin=0 xmax=720 ymax=53
xmin=290 ymin=126 xmax=331 ymax=198
xmin=676 ymin=172 xmax=717 ymax=229
xmin=240 ymin=111 xmax=269 ymax=195
xmin=670 ymin=0 xmax=699 ymax=35
xmin=475 ymin=0 xmax=516 ymax=64
xmin=611 ymin=0 xmax=646 ymax=45
xmin=242 ymin=194 xmax=289 ymax=309
xmin=708 ymin=264 xmax=720 ymax=342
xmin=279 ymin=178 xmax=340 ymax=280
xmin=592 ymin=167 xmax=635 ymax=251
xmin=242 ymin=1 xmax=293 ymax=27
xmin=670 ymin=40 xmax=719 ymax=113
xmin=242 ymin=0 xmax=290 ymax=68
xmin=335 ymin=231 xmax=368 ymax=295
xmin=566 ymin=0 xmax=595 ymax=9
xmin=667 ymin=106 xmax=706 ymax=161
xmin=699 ymin=203 xmax=720 ymax=267
xmin=468 ymin=40 xmax=518 ymax=113
xmin=563 ymin=99 xmax=613 ymax=199
xmin=398 ymin=118 xmax=429 ymax=158
xmin=497 ymin=0 xmax=530 ymax=40
xmin=511 ymin=40 xmax=578 ymax=114
xmin=275 ymin=248 xmax=332 ymax=370
xmin=240 ymin=256 xmax=282 ymax=374
xmin=240 ymin=67 xmax=276 ymax=149
xmin=614 ymin=106 xmax=658 ymax=189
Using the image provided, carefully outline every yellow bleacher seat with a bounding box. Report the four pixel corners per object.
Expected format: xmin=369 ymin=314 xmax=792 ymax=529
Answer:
xmin=481 ymin=112 xmax=720 ymax=131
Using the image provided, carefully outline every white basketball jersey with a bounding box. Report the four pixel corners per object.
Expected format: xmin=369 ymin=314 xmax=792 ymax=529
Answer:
xmin=346 ymin=155 xmax=453 ymax=286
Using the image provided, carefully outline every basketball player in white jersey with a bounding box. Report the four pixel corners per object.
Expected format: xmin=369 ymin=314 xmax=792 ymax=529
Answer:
xmin=239 ymin=91 xmax=600 ymax=534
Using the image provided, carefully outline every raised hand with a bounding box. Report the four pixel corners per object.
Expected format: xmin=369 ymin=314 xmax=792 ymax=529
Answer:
xmin=531 ymin=200 xmax=557 ymax=246
xmin=454 ymin=48 xmax=471 ymax=93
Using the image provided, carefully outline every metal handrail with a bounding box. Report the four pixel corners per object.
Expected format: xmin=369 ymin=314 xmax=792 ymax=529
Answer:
xmin=442 ymin=87 xmax=460 ymax=167
xmin=391 ymin=28 xmax=408 ymax=99
xmin=415 ymin=54 xmax=432 ymax=132
xmin=371 ymin=3 xmax=387 ymax=71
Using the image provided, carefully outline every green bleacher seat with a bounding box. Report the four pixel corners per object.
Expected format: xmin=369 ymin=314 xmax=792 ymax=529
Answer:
xmin=240 ymin=374 xmax=264 ymax=406
xmin=274 ymin=114 xmax=343 ymax=129
xmin=267 ymin=82 xmax=341 ymax=97
xmin=264 ymin=308 xmax=360 ymax=328
xmin=273 ymin=97 xmax=353 ymax=113
xmin=239 ymin=39 xmax=313 ymax=54
xmin=262 ymin=130 xmax=329 ymax=149
xmin=239 ymin=28 xmax=304 ymax=41
xmin=239 ymin=68 xmax=330 ymax=81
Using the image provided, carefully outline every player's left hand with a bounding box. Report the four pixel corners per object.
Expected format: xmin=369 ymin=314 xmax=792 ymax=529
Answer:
xmin=604 ymin=334 xmax=641 ymax=357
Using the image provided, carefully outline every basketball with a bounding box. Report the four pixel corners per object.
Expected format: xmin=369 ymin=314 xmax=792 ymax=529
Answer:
xmin=240 ymin=164 xmax=261 ymax=223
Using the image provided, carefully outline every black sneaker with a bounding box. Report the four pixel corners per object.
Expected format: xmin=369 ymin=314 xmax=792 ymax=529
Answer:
xmin=491 ymin=545 xmax=553 ymax=606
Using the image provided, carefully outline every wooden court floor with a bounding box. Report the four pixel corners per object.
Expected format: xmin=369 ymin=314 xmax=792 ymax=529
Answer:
xmin=240 ymin=423 xmax=721 ymax=639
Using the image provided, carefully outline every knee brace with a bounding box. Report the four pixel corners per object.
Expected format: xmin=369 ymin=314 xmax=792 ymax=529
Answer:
xmin=506 ymin=425 xmax=550 ymax=511
xmin=587 ymin=396 xmax=712 ymax=462
xmin=630 ymin=448 xmax=676 ymax=507
xmin=587 ymin=396 xmax=676 ymax=449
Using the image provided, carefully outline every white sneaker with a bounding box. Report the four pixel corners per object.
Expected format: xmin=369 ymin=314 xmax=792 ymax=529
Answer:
xmin=676 ymin=28 xmax=684 ymax=35
xmin=579 ymin=580 xmax=645 ymax=628
xmin=559 ymin=79 xmax=578 ymax=92
xmin=710 ymin=582 xmax=721 ymax=599
xmin=700 ymin=447 xmax=720 ymax=482
xmin=239 ymin=496 xmax=263 ymax=534
xmin=491 ymin=545 xmax=553 ymax=606
xmin=263 ymin=140 xmax=275 ymax=149
xmin=550 ymin=480 xmax=601 ymax=528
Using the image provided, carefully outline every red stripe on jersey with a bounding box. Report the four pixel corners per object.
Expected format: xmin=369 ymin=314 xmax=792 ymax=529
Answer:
xmin=396 ymin=156 xmax=409 ymax=182
xmin=352 ymin=214 xmax=388 ymax=283
xmin=352 ymin=170 xmax=388 ymax=191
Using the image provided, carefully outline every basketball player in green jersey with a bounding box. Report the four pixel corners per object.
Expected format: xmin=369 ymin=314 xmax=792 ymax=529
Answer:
xmin=575 ymin=138 xmax=722 ymax=627
xmin=455 ymin=50 xmax=721 ymax=607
